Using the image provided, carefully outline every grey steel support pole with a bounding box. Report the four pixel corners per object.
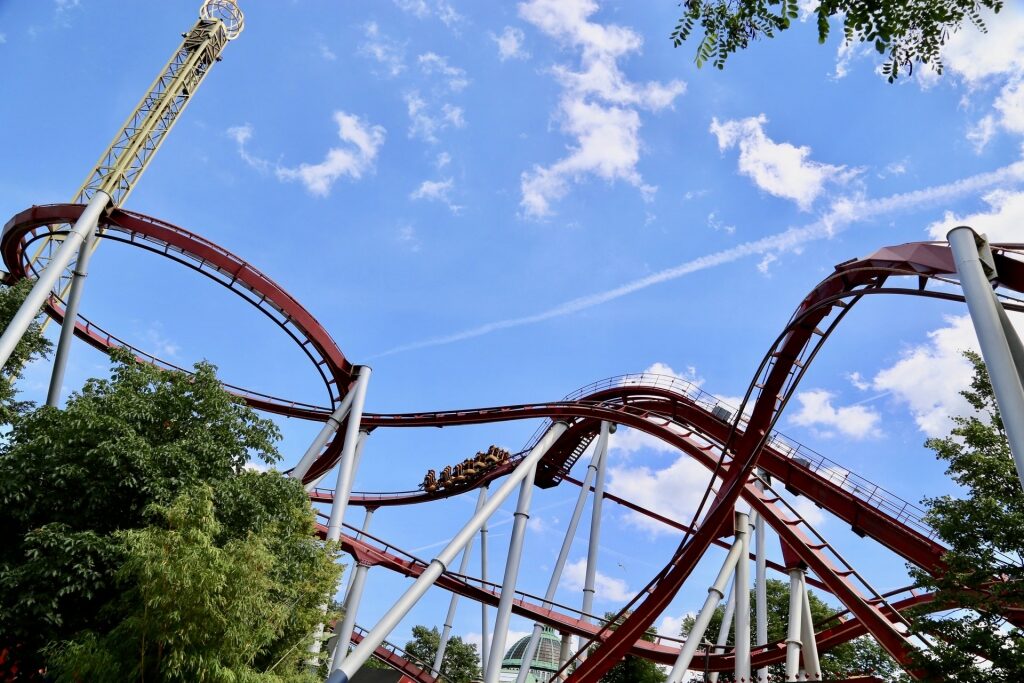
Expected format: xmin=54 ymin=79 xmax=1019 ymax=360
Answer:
xmin=581 ymin=421 xmax=611 ymax=621
xmin=293 ymin=388 xmax=356 ymax=482
xmin=948 ymin=227 xmax=1024 ymax=491
xmin=46 ymin=230 xmax=98 ymax=407
xmin=485 ymin=460 xmax=540 ymax=683
xmin=330 ymin=560 xmax=371 ymax=672
xmin=514 ymin=435 xmax=607 ymax=683
xmin=558 ymin=632 xmax=571 ymax=680
xmin=668 ymin=511 xmax=746 ymax=682
xmin=325 ymin=368 xmax=372 ymax=543
xmin=734 ymin=511 xmax=752 ymax=683
xmin=0 ymin=191 xmax=109 ymax=371
xmin=329 ymin=507 xmax=376 ymax=673
xmin=799 ymin=574 xmax=821 ymax=681
xmin=480 ymin=484 xmax=491 ymax=676
xmin=330 ymin=421 xmax=569 ymax=683
xmin=707 ymin=584 xmax=735 ymax=683
xmin=785 ymin=569 xmax=804 ymax=681
xmin=433 ymin=487 xmax=488 ymax=677
xmin=310 ymin=370 xmax=370 ymax=664
xmin=754 ymin=487 xmax=768 ymax=683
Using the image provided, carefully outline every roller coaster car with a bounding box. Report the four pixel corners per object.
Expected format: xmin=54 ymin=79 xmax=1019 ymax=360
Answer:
xmin=439 ymin=465 xmax=453 ymax=486
xmin=451 ymin=464 xmax=467 ymax=485
xmin=462 ymin=458 xmax=480 ymax=476
xmin=482 ymin=446 xmax=502 ymax=465
xmin=422 ymin=469 xmax=438 ymax=493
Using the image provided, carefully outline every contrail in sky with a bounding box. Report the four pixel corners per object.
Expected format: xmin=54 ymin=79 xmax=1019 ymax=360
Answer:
xmin=374 ymin=162 xmax=1024 ymax=358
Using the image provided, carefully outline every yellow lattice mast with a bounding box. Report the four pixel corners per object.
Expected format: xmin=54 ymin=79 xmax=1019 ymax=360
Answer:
xmin=0 ymin=1 xmax=245 ymax=403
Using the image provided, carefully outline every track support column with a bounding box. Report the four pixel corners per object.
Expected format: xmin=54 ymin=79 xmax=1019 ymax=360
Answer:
xmin=329 ymin=507 xmax=376 ymax=673
xmin=785 ymin=569 xmax=804 ymax=681
xmin=329 ymin=421 xmax=569 ymax=683
xmin=292 ymin=389 xmax=357 ymax=482
xmin=707 ymin=584 xmax=735 ymax=683
xmin=668 ymin=511 xmax=746 ymax=682
xmin=947 ymin=226 xmax=1024 ymax=492
xmin=799 ymin=573 xmax=821 ymax=681
xmin=515 ymin=429 xmax=609 ymax=683
xmin=480 ymin=484 xmax=491 ymax=676
xmin=0 ymin=191 xmax=109 ymax=371
xmin=734 ymin=511 xmax=752 ymax=682
xmin=581 ymin=421 xmax=611 ymax=619
xmin=754 ymin=478 xmax=769 ymax=683
xmin=485 ymin=460 xmax=540 ymax=683
xmin=433 ymin=487 xmax=488 ymax=677
xmin=46 ymin=229 xmax=99 ymax=407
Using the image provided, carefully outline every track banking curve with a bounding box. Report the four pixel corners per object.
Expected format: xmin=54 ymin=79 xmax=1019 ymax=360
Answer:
xmin=5 ymin=203 xmax=1024 ymax=680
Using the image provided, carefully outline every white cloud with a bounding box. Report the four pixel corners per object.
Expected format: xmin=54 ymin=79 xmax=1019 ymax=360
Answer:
xmin=846 ymin=372 xmax=870 ymax=391
xmin=359 ymin=22 xmax=405 ymax=77
xmin=789 ymin=389 xmax=882 ymax=439
xmin=0 ymin=33 xmax=7 ymax=44
xmin=436 ymin=1 xmax=464 ymax=29
xmin=418 ymin=52 xmax=469 ymax=92
xmin=968 ymin=114 xmax=998 ymax=153
xmin=707 ymin=211 xmax=735 ymax=235
xmin=756 ymin=252 xmax=778 ymax=275
xmin=396 ymin=224 xmax=420 ymax=252
xmin=319 ymin=43 xmax=337 ymax=62
xmin=435 ymin=151 xmax=452 ymax=169
xmin=492 ymin=26 xmax=528 ymax=61
xmin=226 ymin=123 xmax=271 ymax=172
xmin=393 ymin=0 xmax=430 ymax=17
xmin=995 ymin=78 xmax=1024 ymax=134
xmin=607 ymin=454 xmax=715 ymax=536
xmin=410 ymin=177 xmax=463 ymax=213
xmin=936 ymin=7 xmax=1024 ymax=86
xmin=792 ymin=497 xmax=826 ymax=528
xmin=710 ymin=114 xmax=857 ymax=211
xmin=518 ymin=0 xmax=685 ymax=217
xmin=926 ymin=188 xmax=1024 ymax=242
xmin=276 ymin=112 xmax=385 ymax=196
xmin=561 ymin=558 xmax=634 ymax=603
xmin=610 ymin=362 xmax=703 ymax=456
xmin=658 ymin=614 xmax=689 ymax=639
xmin=871 ymin=315 xmax=978 ymax=438
xmin=405 ymin=92 xmax=465 ymax=143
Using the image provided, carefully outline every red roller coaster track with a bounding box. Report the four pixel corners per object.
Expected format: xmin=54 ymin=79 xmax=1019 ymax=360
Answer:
xmin=5 ymin=204 xmax=1024 ymax=681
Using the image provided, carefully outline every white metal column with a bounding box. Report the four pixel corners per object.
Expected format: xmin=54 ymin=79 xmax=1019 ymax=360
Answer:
xmin=485 ymin=461 xmax=540 ymax=683
xmin=480 ymin=484 xmax=491 ymax=676
xmin=799 ymin=573 xmax=821 ymax=681
xmin=515 ymin=433 xmax=608 ymax=683
xmin=785 ymin=569 xmax=803 ymax=681
xmin=329 ymin=507 xmax=376 ymax=673
xmin=46 ymin=230 xmax=98 ymax=407
xmin=734 ymin=511 xmax=752 ymax=682
xmin=948 ymin=227 xmax=1024 ymax=491
xmin=668 ymin=511 xmax=747 ymax=682
xmin=754 ymin=479 xmax=769 ymax=683
xmin=330 ymin=421 xmax=569 ymax=682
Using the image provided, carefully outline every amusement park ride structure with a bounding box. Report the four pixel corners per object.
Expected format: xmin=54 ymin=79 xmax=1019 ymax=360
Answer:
xmin=4 ymin=3 xmax=1024 ymax=683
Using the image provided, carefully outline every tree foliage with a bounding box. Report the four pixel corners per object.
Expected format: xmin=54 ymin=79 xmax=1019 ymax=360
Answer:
xmin=671 ymin=0 xmax=1004 ymax=82
xmin=907 ymin=351 xmax=1024 ymax=680
xmin=679 ymin=579 xmax=900 ymax=680
xmin=402 ymin=625 xmax=481 ymax=683
xmin=0 ymin=288 xmax=341 ymax=681
xmin=0 ymin=280 xmax=52 ymax=425
xmin=597 ymin=612 xmax=666 ymax=683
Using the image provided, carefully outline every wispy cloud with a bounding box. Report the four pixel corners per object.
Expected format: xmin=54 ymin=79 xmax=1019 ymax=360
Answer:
xmin=373 ymin=162 xmax=1024 ymax=357
xmin=410 ymin=177 xmax=462 ymax=213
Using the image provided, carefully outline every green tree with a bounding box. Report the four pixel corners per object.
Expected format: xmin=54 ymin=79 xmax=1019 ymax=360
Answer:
xmin=679 ymin=579 xmax=900 ymax=680
xmin=403 ymin=625 xmax=481 ymax=683
xmin=671 ymin=0 xmax=1004 ymax=81
xmin=0 ymin=342 xmax=340 ymax=679
xmin=907 ymin=351 xmax=1024 ymax=681
xmin=597 ymin=612 xmax=666 ymax=683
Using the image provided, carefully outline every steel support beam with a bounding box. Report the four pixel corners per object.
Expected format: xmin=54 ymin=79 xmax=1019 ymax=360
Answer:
xmin=480 ymin=484 xmax=491 ymax=676
xmin=485 ymin=461 xmax=540 ymax=683
xmin=46 ymin=229 xmax=98 ymax=407
xmin=668 ymin=511 xmax=746 ymax=682
xmin=799 ymin=573 xmax=822 ymax=681
xmin=785 ymin=569 xmax=803 ymax=681
xmin=948 ymin=226 xmax=1024 ymax=492
xmin=331 ymin=421 xmax=568 ymax=682
xmin=293 ymin=387 xmax=356 ymax=483
xmin=329 ymin=507 xmax=376 ymax=673
xmin=735 ymin=512 xmax=752 ymax=682
xmin=515 ymin=435 xmax=607 ymax=683
xmin=754 ymin=479 xmax=769 ymax=683
xmin=707 ymin=584 xmax=735 ymax=683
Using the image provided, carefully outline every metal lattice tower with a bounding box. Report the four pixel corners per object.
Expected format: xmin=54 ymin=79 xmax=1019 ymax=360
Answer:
xmin=28 ymin=0 xmax=245 ymax=298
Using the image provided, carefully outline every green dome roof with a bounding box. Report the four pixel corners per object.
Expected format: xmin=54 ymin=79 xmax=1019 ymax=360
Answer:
xmin=501 ymin=626 xmax=561 ymax=672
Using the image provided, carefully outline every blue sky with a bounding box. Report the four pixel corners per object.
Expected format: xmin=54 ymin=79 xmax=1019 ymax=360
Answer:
xmin=3 ymin=0 xmax=1024 ymax=662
